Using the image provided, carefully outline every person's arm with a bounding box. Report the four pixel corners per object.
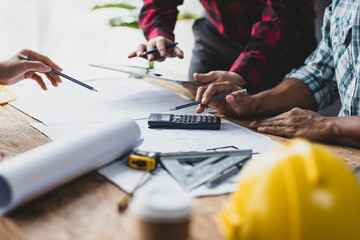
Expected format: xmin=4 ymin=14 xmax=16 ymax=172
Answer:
xmin=0 ymin=49 xmax=62 ymax=90
xmin=128 ymin=0 xmax=184 ymax=61
xmin=195 ymin=77 xmax=317 ymax=117
xmin=182 ymin=0 xmax=313 ymax=96
xmin=196 ymin=4 xmax=338 ymax=116
xmin=326 ymin=117 xmax=360 ymax=148
xmin=139 ymin=0 xmax=182 ymax=42
xmin=230 ymin=0 xmax=311 ymax=88
xmin=250 ymin=110 xmax=360 ymax=148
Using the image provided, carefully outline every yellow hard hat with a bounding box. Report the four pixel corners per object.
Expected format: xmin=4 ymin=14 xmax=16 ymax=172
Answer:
xmin=218 ymin=139 xmax=360 ymax=240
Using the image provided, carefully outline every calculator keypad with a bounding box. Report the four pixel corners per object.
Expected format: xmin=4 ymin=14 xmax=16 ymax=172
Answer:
xmin=149 ymin=113 xmax=221 ymax=130
xmin=172 ymin=114 xmax=219 ymax=124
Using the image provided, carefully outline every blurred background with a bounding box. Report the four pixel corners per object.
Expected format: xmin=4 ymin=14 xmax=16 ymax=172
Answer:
xmin=0 ymin=0 xmax=203 ymax=79
xmin=0 ymin=0 xmax=337 ymax=113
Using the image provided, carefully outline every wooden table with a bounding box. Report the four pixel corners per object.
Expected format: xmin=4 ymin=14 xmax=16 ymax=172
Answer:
xmin=1 ymin=85 xmax=360 ymax=240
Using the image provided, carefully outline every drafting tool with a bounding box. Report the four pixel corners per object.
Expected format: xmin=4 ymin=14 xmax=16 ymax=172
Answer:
xmin=18 ymin=54 xmax=98 ymax=92
xmin=170 ymin=89 xmax=247 ymax=111
xmin=159 ymin=150 xmax=252 ymax=191
xmin=127 ymin=149 xmax=252 ymax=190
xmin=206 ymin=161 xmax=247 ymax=188
xmin=89 ymin=64 xmax=198 ymax=84
xmin=148 ymin=113 xmax=221 ymax=130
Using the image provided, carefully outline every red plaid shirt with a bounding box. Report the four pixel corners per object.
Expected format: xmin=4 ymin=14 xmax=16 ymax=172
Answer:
xmin=139 ymin=0 xmax=314 ymax=87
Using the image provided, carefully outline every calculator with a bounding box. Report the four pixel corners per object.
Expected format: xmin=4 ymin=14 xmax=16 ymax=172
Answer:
xmin=148 ymin=113 xmax=221 ymax=130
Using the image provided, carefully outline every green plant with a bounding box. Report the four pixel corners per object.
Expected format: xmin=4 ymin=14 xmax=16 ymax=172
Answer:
xmin=92 ymin=2 xmax=198 ymax=28
xmin=92 ymin=1 xmax=198 ymax=69
xmin=92 ymin=3 xmax=140 ymax=29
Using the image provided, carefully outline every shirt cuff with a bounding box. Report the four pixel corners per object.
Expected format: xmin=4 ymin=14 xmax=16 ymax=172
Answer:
xmin=229 ymin=54 xmax=263 ymax=89
xmin=147 ymin=29 xmax=175 ymax=42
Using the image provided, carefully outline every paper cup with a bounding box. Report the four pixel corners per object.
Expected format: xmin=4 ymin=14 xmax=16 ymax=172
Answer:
xmin=129 ymin=186 xmax=196 ymax=240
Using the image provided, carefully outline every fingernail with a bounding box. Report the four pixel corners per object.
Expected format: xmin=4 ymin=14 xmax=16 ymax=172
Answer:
xmin=227 ymin=95 xmax=234 ymax=102
xmin=249 ymin=121 xmax=256 ymax=126
xmin=257 ymin=127 xmax=264 ymax=131
xmin=160 ymin=50 xmax=165 ymax=56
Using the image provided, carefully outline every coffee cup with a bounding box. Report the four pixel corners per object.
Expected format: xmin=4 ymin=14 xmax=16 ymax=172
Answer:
xmin=129 ymin=186 xmax=195 ymax=240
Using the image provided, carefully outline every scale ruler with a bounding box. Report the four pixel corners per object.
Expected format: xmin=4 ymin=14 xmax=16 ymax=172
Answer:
xmin=160 ymin=150 xmax=252 ymax=191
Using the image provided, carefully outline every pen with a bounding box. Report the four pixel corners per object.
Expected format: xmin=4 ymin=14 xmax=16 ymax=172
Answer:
xmin=206 ymin=163 xmax=244 ymax=188
xmin=142 ymin=42 xmax=178 ymax=56
xmin=18 ymin=53 xmax=98 ymax=92
xmin=170 ymin=88 xmax=247 ymax=111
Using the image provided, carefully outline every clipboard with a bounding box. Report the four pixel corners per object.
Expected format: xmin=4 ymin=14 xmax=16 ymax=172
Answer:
xmin=89 ymin=64 xmax=200 ymax=84
xmin=0 ymin=86 xmax=17 ymax=105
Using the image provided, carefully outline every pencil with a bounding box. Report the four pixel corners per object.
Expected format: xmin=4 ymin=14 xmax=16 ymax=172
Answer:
xmin=141 ymin=42 xmax=178 ymax=56
xmin=170 ymin=89 xmax=247 ymax=111
xmin=18 ymin=53 xmax=98 ymax=92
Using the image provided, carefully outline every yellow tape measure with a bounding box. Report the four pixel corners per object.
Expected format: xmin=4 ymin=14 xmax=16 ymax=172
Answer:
xmin=128 ymin=150 xmax=159 ymax=171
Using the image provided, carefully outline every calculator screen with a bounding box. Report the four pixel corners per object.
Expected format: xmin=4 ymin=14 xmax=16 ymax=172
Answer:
xmin=159 ymin=114 xmax=172 ymax=121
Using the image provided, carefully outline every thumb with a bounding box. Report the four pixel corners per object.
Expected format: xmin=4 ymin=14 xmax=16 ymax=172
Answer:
xmin=193 ymin=72 xmax=216 ymax=83
xmin=23 ymin=61 xmax=51 ymax=73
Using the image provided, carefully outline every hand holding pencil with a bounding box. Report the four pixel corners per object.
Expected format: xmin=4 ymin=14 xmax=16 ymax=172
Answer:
xmin=128 ymin=36 xmax=183 ymax=62
xmin=193 ymin=81 xmax=256 ymax=118
xmin=18 ymin=52 xmax=97 ymax=92
xmin=0 ymin=49 xmax=62 ymax=91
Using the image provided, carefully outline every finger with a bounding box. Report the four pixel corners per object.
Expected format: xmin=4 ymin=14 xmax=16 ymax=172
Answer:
xmin=45 ymin=72 xmax=59 ymax=86
xmin=21 ymin=61 xmax=51 ymax=73
xmin=155 ymin=38 xmax=167 ymax=57
xmin=195 ymin=87 xmax=208 ymax=113
xmin=23 ymin=49 xmax=62 ymax=72
xmin=196 ymin=105 xmax=207 ymax=114
xmin=193 ymin=72 xmax=218 ymax=84
xmin=202 ymin=82 xmax=236 ymax=104
xmin=195 ymin=86 xmax=207 ymax=102
xmin=50 ymin=72 xmax=62 ymax=83
xmin=252 ymin=119 xmax=288 ymax=129
xmin=174 ymin=47 xmax=184 ymax=59
xmin=128 ymin=51 xmax=137 ymax=58
xmin=157 ymin=56 xmax=166 ymax=62
xmin=167 ymin=47 xmax=184 ymax=59
xmin=257 ymin=126 xmax=288 ymax=137
xmin=249 ymin=114 xmax=288 ymax=128
xmin=136 ymin=44 xmax=147 ymax=57
xmin=30 ymin=73 xmax=47 ymax=90
xmin=222 ymin=90 xmax=254 ymax=117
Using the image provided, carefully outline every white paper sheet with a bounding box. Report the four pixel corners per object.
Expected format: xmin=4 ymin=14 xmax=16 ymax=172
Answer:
xmin=8 ymin=78 xmax=197 ymax=125
xmin=99 ymin=119 xmax=279 ymax=197
xmin=9 ymin=76 xmax=280 ymax=199
xmin=0 ymin=117 xmax=142 ymax=214
xmin=31 ymin=119 xmax=279 ymax=197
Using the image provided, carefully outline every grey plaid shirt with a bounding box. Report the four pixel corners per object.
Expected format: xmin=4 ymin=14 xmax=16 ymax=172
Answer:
xmin=286 ymin=0 xmax=360 ymax=116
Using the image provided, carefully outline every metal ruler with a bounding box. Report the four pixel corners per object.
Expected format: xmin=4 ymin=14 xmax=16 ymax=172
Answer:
xmin=159 ymin=150 xmax=252 ymax=191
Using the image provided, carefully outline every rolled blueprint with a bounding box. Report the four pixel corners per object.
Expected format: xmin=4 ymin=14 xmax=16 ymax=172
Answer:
xmin=0 ymin=117 xmax=142 ymax=214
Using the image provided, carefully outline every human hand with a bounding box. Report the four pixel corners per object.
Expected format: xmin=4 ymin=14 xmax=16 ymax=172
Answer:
xmin=128 ymin=36 xmax=183 ymax=62
xmin=249 ymin=108 xmax=329 ymax=141
xmin=181 ymin=71 xmax=246 ymax=97
xmin=0 ymin=49 xmax=62 ymax=90
xmin=194 ymin=81 xmax=257 ymax=118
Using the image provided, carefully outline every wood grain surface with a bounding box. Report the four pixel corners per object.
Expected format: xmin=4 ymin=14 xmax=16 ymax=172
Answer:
xmin=1 ymin=82 xmax=359 ymax=240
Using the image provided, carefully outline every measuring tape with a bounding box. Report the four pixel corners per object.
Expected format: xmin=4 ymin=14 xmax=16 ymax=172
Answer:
xmin=128 ymin=150 xmax=160 ymax=171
